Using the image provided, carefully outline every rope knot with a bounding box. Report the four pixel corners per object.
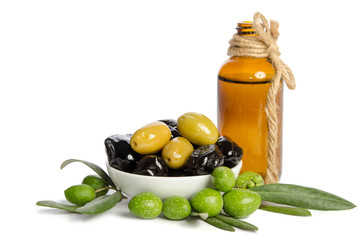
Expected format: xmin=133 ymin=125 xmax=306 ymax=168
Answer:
xmin=267 ymin=43 xmax=280 ymax=56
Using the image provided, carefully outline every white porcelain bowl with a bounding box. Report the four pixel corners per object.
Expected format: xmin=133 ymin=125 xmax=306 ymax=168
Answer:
xmin=106 ymin=160 xmax=242 ymax=199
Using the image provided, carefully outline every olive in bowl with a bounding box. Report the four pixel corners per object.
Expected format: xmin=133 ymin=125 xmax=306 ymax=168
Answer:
xmin=185 ymin=144 xmax=224 ymax=176
xmin=105 ymin=134 xmax=142 ymax=173
xmin=215 ymin=136 xmax=243 ymax=168
xmin=133 ymin=155 xmax=169 ymax=176
xmin=162 ymin=137 xmax=194 ymax=169
xmin=158 ymin=119 xmax=181 ymax=139
xmin=130 ymin=121 xmax=171 ymax=155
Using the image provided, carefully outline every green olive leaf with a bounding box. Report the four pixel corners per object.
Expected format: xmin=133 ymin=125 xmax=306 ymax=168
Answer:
xmin=215 ymin=214 xmax=258 ymax=231
xmin=36 ymin=200 xmax=79 ymax=212
xmin=61 ymin=159 xmax=116 ymax=188
xmin=259 ymin=204 xmax=312 ymax=216
xmin=76 ymin=191 xmax=122 ymax=215
xmin=36 ymin=191 xmax=122 ymax=215
xmin=203 ymin=217 xmax=235 ymax=232
xmin=252 ymin=183 xmax=356 ymax=211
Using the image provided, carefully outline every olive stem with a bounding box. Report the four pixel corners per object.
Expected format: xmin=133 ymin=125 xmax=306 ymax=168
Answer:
xmin=94 ymin=186 xmax=118 ymax=194
xmin=191 ymin=212 xmax=209 ymax=220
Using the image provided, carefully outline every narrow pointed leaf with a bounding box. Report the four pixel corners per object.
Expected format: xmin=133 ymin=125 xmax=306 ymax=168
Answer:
xmin=252 ymin=183 xmax=356 ymax=210
xmin=36 ymin=200 xmax=79 ymax=212
xmin=75 ymin=191 xmax=122 ymax=215
xmin=61 ymin=159 xmax=116 ymax=188
xmin=215 ymin=214 xmax=258 ymax=231
xmin=203 ymin=217 xmax=235 ymax=232
xmin=259 ymin=204 xmax=311 ymax=216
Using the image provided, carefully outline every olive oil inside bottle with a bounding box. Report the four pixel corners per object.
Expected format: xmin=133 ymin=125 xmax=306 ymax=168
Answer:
xmin=217 ymin=55 xmax=283 ymax=178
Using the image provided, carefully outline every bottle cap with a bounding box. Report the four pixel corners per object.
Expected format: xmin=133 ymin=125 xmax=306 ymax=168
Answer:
xmin=236 ymin=21 xmax=257 ymax=36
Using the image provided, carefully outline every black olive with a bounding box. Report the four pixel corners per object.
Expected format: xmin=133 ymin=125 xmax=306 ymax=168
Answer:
xmin=215 ymin=136 xmax=243 ymax=168
xmin=133 ymin=155 xmax=169 ymax=176
xmin=158 ymin=119 xmax=181 ymax=139
xmin=105 ymin=134 xmax=142 ymax=173
xmin=185 ymin=144 xmax=224 ymax=175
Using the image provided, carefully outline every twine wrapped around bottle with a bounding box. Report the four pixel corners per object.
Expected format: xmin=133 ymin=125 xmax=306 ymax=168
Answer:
xmin=227 ymin=12 xmax=296 ymax=184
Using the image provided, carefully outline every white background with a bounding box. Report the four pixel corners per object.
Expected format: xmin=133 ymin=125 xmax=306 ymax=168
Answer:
xmin=1 ymin=0 xmax=361 ymax=239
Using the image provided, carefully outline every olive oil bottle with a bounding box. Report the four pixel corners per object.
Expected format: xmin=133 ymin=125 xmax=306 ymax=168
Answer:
xmin=217 ymin=22 xmax=283 ymax=179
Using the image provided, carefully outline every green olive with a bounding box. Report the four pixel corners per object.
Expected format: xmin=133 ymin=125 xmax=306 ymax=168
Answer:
xmin=64 ymin=184 xmax=96 ymax=206
xmin=191 ymin=188 xmax=223 ymax=217
xmin=128 ymin=192 xmax=163 ymax=219
xmin=223 ymin=189 xmax=261 ymax=218
xmin=177 ymin=112 xmax=219 ymax=146
xmin=82 ymin=175 xmax=109 ymax=197
xmin=130 ymin=121 xmax=171 ymax=155
xmin=162 ymin=137 xmax=194 ymax=169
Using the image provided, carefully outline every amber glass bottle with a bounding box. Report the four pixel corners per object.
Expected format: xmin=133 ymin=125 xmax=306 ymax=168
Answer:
xmin=217 ymin=22 xmax=283 ymax=178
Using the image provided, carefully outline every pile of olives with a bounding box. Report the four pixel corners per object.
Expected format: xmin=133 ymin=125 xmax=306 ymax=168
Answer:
xmin=105 ymin=112 xmax=243 ymax=177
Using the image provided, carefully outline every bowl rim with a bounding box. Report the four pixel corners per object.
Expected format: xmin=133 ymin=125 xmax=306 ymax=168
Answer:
xmin=106 ymin=160 xmax=242 ymax=180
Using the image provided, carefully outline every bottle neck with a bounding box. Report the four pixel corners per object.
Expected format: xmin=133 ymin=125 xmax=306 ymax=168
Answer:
xmin=233 ymin=21 xmax=266 ymax=59
xmin=236 ymin=21 xmax=257 ymax=36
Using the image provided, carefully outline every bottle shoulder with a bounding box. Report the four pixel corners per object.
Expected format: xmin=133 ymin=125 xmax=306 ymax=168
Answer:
xmin=218 ymin=56 xmax=275 ymax=82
